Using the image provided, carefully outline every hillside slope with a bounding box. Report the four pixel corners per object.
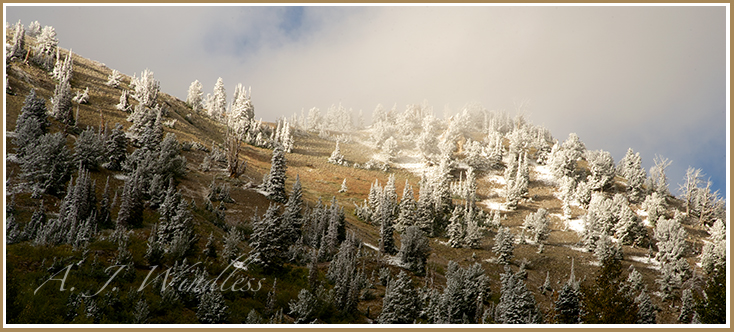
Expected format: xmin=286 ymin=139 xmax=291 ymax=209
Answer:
xmin=4 ymin=29 xmax=726 ymax=325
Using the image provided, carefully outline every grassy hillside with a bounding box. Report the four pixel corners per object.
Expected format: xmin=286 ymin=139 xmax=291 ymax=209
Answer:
xmin=4 ymin=30 xmax=724 ymax=325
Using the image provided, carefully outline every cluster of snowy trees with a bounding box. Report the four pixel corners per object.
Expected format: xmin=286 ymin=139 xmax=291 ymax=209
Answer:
xmin=6 ymin=20 xmax=59 ymax=71
xmin=185 ymin=78 xmax=294 ymax=159
xmin=293 ymin=103 xmax=363 ymax=134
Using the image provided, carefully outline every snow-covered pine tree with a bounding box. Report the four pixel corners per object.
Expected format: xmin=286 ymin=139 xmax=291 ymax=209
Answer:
xmin=106 ymin=69 xmax=123 ymax=88
xmin=398 ymin=225 xmax=430 ymax=275
xmin=642 ymin=192 xmax=666 ymax=227
xmin=383 ymin=136 xmax=399 ymax=160
xmin=338 ymin=178 xmax=348 ymax=193
xmin=493 ymin=226 xmax=515 ymax=265
xmin=209 ymin=77 xmax=226 ymax=121
xmin=678 ymin=288 xmax=695 ymax=323
xmin=20 ymin=132 xmax=72 ymax=196
xmin=32 ymin=25 xmax=58 ymax=70
xmin=654 ymin=217 xmax=691 ymax=300
xmin=103 ymin=123 xmax=127 ymax=171
xmin=288 ymin=289 xmax=316 ymax=324
xmin=415 ymin=175 xmax=435 ymax=236
xmin=13 ymin=89 xmax=50 ymax=159
xmin=116 ymin=168 xmax=145 ymax=228
xmin=327 ymin=141 xmax=346 ymax=165
xmin=384 ymin=174 xmax=398 ymax=218
xmin=73 ymin=126 xmax=104 ymax=170
xmin=261 ymin=145 xmax=287 ymax=203
xmin=554 ymin=259 xmax=581 ymax=324
xmin=378 ymin=192 xmax=397 ymax=255
xmin=617 ymin=148 xmax=647 ymax=202
xmin=221 ymin=226 xmax=241 ymax=264
xmin=248 ymin=204 xmax=287 ymax=270
xmin=586 ymin=149 xmax=615 ymax=191
xmin=395 ymin=180 xmax=416 ymax=233
xmin=700 ymin=219 xmax=726 ymax=275
xmin=9 ymin=20 xmax=25 ymax=60
xmin=197 ymin=288 xmax=229 ymax=324
xmin=282 ymin=175 xmax=304 ymax=245
xmin=446 ymin=206 xmax=465 ymax=248
xmin=51 ymin=52 xmax=74 ymax=127
xmin=378 ymin=270 xmax=420 ymax=324
xmin=635 ymin=290 xmax=657 ymax=324
xmin=522 ymin=208 xmax=550 ymax=245
xmin=495 ymin=265 xmax=541 ymax=324
xmin=27 ymin=20 xmax=41 ymax=37
xmin=132 ymin=68 xmax=159 ymax=108
xmin=186 ymin=80 xmax=204 ymax=113
xmin=116 ymin=90 xmax=131 ymax=112
xmin=326 ymin=232 xmax=364 ymax=313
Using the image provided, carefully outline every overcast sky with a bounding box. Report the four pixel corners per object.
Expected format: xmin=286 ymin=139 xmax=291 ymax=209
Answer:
xmin=5 ymin=5 xmax=728 ymax=198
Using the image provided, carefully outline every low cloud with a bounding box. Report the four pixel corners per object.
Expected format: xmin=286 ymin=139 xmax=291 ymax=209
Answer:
xmin=6 ymin=5 xmax=726 ymax=196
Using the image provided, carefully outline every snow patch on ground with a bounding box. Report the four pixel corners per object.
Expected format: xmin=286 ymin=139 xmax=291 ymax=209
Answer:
xmin=568 ymin=246 xmax=588 ymax=253
xmin=588 ymin=260 xmax=601 ymax=267
xmin=6 ymin=131 xmax=16 ymax=138
xmin=392 ymin=151 xmax=430 ymax=176
xmin=363 ymin=242 xmax=379 ymax=251
xmin=532 ymin=164 xmax=556 ymax=185
xmin=113 ymin=173 xmax=128 ymax=181
xmin=566 ymin=218 xmax=585 ymax=234
xmin=629 ymin=256 xmax=661 ymax=271
xmin=481 ymin=199 xmax=510 ymax=212
xmin=252 ymin=188 xmax=270 ymax=197
xmin=484 ymin=174 xmax=506 ymax=186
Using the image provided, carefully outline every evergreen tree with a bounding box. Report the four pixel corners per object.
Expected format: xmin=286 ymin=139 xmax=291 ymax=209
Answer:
xmin=522 ymin=208 xmax=550 ymax=245
xmin=654 ymin=217 xmax=691 ymax=299
xmin=73 ymin=126 xmax=104 ymax=170
xmin=116 ymin=90 xmax=131 ymax=112
xmin=20 ymin=132 xmax=71 ymax=195
xmin=282 ymin=175 xmax=304 ymax=245
xmin=51 ymin=76 xmax=74 ymax=127
xmin=695 ymin=263 xmax=726 ymax=324
xmin=678 ymin=288 xmax=695 ymax=323
xmin=132 ymin=68 xmax=159 ymax=108
xmin=16 ymin=89 xmax=50 ymax=135
xmin=398 ymin=225 xmax=431 ymax=275
xmin=261 ymin=146 xmax=287 ymax=203
xmin=248 ymin=204 xmax=287 ymax=270
xmin=700 ymin=219 xmax=726 ymax=275
xmin=587 ymin=149 xmax=615 ymax=190
xmin=635 ymin=290 xmax=657 ymax=324
xmin=116 ymin=168 xmax=145 ymax=228
xmin=642 ymin=192 xmax=666 ymax=226
xmin=186 ymin=79 xmax=203 ymax=113
xmin=446 ymin=206 xmax=465 ymax=248
xmin=326 ymin=232 xmax=364 ymax=313
xmin=14 ymin=89 xmax=49 ymax=159
xmin=415 ymin=175 xmax=434 ymax=236
xmin=106 ymin=69 xmax=122 ymax=88
xmin=581 ymin=255 xmax=638 ymax=324
xmin=495 ymin=265 xmax=541 ymax=324
xmin=378 ymin=192 xmax=397 ymax=255
xmin=338 ymin=178 xmax=348 ymax=193
xmin=221 ymin=226 xmax=241 ymax=264
xmin=9 ymin=20 xmax=25 ymax=60
xmin=327 ymin=141 xmax=346 ymax=165
xmin=209 ymin=77 xmax=226 ymax=121
xmin=197 ymin=288 xmax=229 ymax=324
xmin=648 ymin=155 xmax=672 ymax=196
xmin=493 ymin=227 xmax=515 ymax=265
xmin=554 ymin=260 xmax=581 ymax=324
xmin=103 ymin=123 xmax=127 ymax=171
xmin=288 ymin=289 xmax=316 ymax=324
xmin=378 ymin=271 xmax=420 ymax=324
